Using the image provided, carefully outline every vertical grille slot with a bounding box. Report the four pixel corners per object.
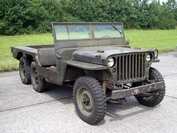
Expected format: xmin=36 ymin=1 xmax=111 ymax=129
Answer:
xmin=117 ymin=53 xmax=146 ymax=81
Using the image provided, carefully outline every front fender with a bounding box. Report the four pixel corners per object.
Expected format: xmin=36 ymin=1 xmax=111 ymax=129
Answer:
xmin=64 ymin=60 xmax=108 ymax=70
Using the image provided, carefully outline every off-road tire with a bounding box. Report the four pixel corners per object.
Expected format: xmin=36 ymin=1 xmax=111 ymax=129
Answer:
xmin=19 ymin=57 xmax=31 ymax=84
xmin=30 ymin=62 xmax=46 ymax=92
xmin=135 ymin=67 xmax=165 ymax=107
xmin=73 ymin=76 xmax=107 ymax=125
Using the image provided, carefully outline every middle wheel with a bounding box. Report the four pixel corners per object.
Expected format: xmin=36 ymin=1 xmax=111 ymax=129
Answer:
xmin=30 ymin=61 xmax=46 ymax=92
xmin=73 ymin=76 xmax=107 ymax=125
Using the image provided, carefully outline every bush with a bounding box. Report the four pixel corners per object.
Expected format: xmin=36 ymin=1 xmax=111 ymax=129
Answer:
xmin=0 ymin=0 xmax=176 ymax=35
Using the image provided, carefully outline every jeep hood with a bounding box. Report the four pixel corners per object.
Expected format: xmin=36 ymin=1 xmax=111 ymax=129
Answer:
xmin=72 ymin=46 xmax=148 ymax=65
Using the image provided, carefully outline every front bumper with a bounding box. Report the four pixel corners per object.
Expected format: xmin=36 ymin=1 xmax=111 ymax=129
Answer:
xmin=111 ymin=81 xmax=163 ymax=99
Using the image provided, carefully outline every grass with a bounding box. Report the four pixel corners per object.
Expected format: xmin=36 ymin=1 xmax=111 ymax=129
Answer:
xmin=125 ymin=29 xmax=177 ymax=52
xmin=0 ymin=33 xmax=53 ymax=72
xmin=0 ymin=29 xmax=176 ymax=72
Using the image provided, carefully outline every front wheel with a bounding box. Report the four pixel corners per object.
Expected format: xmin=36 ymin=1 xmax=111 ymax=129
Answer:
xmin=135 ymin=67 xmax=166 ymax=107
xmin=73 ymin=76 xmax=107 ymax=125
xmin=30 ymin=62 xmax=46 ymax=92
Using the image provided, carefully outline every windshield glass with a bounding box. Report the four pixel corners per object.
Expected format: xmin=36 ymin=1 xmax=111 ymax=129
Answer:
xmin=55 ymin=25 xmax=90 ymax=40
xmin=93 ymin=25 xmax=123 ymax=38
xmin=54 ymin=23 xmax=123 ymax=40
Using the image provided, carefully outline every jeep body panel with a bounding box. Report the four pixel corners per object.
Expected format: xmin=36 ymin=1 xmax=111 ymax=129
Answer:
xmin=65 ymin=60 xmax=108 ymax=70
xmin=11 ymin=46 xmax=37 ymax=60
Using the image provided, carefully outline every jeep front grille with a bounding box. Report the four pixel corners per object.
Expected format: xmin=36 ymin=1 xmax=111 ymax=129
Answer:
xmin=117 ymin=53 xmax=146 ymax=82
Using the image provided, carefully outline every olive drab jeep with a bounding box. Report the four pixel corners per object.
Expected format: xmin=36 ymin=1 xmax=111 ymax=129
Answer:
xmin=11 ymin=22 xmax=165 ymax=125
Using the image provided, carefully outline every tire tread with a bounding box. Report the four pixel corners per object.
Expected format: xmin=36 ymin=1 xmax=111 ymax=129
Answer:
xmin=73 ymin=76 xmax=107 ymax=125
xmin=136 ymin=67 xmax=166 ymax=107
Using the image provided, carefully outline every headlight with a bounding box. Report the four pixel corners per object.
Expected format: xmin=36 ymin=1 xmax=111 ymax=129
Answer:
xmin=107 ymin=57 xmax=115 ymax=67
xmin=154 ymin=49 xmax=159 ymax=59
xmin=146 ymin=54 xmax=151 ymax=62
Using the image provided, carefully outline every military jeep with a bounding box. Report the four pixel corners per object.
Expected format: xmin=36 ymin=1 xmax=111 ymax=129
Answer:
xmin=11 ymin=22 xmax=165 ymax=125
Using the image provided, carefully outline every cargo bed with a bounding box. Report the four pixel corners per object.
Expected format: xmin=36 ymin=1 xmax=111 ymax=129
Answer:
xmin=11 ymin=44 xmax=56 ymax=67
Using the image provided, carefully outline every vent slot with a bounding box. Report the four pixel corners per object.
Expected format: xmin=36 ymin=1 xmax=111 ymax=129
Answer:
xmin=117 ymin=53 xmax=146 ymax=81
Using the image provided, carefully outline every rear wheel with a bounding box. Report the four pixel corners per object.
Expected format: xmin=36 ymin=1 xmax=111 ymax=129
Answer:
xmin=134 ymin=67 xmax=165 ymax=107
xmin=73 ymin=76 xmax=107 ymax=125
xmin=19 ymin=57 xmax=31 ymax=84
xmin=30 ymin=62 xmax=46 ymax=92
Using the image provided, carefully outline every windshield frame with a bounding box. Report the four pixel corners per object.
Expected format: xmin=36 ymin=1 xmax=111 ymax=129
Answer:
xmin=52 ymin=22 xmax=124 ymax=41
xmin=52 ymin=22 xmax=126 ymax=49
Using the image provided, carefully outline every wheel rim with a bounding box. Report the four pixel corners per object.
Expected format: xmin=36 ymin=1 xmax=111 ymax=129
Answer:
xmin=31 ymin=67 xmax=39 ymax=87
xmin=20 ymin=62 xmax=26 ymax=79
xmin=34 ymin=69 xmax=39 ymax=85
xmin=77 ymin=86 xmax=93 ymax=116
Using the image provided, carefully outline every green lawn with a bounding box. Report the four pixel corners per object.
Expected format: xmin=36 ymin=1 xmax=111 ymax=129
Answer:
xmin=125 ymin=29 xmax=177 ymax=52
xmin=0 ymin=29 xmax=176 ymax=72
xmin=0 ymin=33 xmax=53 ymax=72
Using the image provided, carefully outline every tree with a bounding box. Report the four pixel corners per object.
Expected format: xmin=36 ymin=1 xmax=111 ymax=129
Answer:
xmin=0 ymin=0 xmax=176 ymax=35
